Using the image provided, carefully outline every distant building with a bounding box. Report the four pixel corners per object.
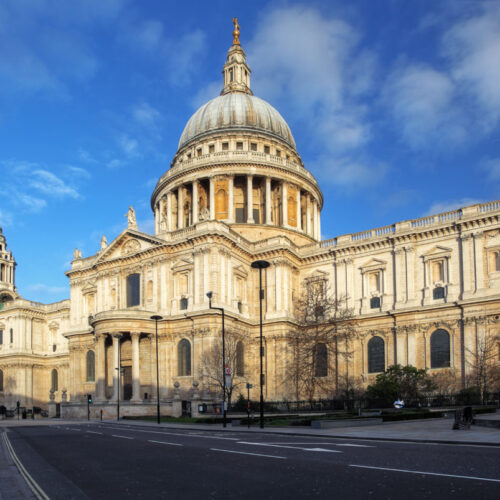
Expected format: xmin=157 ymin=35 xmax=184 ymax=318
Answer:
xmin=1 ymin=23 xmax=499 ymax=417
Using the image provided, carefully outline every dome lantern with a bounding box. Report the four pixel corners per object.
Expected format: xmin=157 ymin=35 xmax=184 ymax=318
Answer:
xmin=221 ymin=18 xmax=252 ymax=96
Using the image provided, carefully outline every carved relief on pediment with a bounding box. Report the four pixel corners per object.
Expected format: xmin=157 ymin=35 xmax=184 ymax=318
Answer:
xmin=121 ymin=239 xmax=141 ymax=255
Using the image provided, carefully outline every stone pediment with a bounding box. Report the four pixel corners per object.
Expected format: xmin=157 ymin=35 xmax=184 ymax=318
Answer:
xmin=233 ymin=264 xmax=248 ymax=277
xmin=305 ymin=269 xmax=328 ymax=280
xmin=171 ymin=257 xmax=193 ymax=271
xmin=360 ymin=258 xmax=386 ymax=272
xmin=81 ymin=280 xmax=97 ymax=294
xmin=94 ymin=230 xmax=164 ymax=263
xmin=421 ymin=245 xmax=452 ymax=261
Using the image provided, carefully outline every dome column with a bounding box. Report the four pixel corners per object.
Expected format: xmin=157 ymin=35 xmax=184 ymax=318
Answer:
xmin=312 ymin=199 xmax=318 ymax=239
xmin=247 ymin=175 xmax=254 ymax=223
xmin=154 ymin=204 xmax=160 ymax=234
xmin=192 ymin=181 xmax=199 ymax=224
xmin=306 ymin=194 xmax=312 ymax=236
xmin=228 ymin=175 xmax=235 ymax=222
xmin=265 ymin=177 xmax=272 ymax=224
xmin=282 ymin=182 xmax=288 ymax=227
xmin=209 ymin=178 xmax=215 ymax=219
xmin=177 ymin=187 xmax=184 ymax=229
xmin=167 ymin=192 xmax=174 ymax=231
xmin=296 ymin=190 xmax=302 ymax=231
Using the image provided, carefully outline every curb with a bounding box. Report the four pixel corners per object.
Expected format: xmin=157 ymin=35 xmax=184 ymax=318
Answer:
xmin=102 ymin=420 xmax=500 ymax=448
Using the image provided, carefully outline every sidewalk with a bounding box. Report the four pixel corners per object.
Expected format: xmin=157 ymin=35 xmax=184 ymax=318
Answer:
xmin=103 ymin=413 xmax=500 ymax=446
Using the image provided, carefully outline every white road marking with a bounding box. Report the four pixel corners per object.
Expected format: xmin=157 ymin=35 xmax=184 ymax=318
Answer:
xmin=335 ymin=443 xmax=374 ymax=448
xmin=112 ymin=434 xmax=134 ymax=440
xmin=100 ymin=426 xmax=238 ymax=441
xmin=210 ymin=448 xmax=286 ymax=459
xmin=86 ymin=431 xmax=103 ymax=435
xmin=148 ymin=440 xmax=183 ymax=446
xmin=349 ymin=465 xmax=500 ymax=483
xmin=237 ymin=441 xmax=342 ymax=453
xmin=265 ymin=442 xmax=373 ymax=448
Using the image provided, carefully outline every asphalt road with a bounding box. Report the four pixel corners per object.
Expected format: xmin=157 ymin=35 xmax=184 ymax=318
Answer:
xmin=6 ymin=422 xmax=500 ymax=499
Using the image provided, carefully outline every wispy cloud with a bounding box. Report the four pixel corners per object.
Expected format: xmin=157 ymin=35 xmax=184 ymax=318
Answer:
xmin=132 ymin=101 xmax=162 ymax=128
xmin=0 ymin=208 xmax=13 ymax=227
xmin=118 ymin=134 xmax=139 ymax=157
xmin=29 ymin=169 xmax=80 ymax=198
xmin=427 ymin=198 xmax=482 ymax=215
xmin=25 ymin=283 xmax=68 ymax=296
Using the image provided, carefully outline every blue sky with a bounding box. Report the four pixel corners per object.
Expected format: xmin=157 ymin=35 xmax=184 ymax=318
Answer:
xmin=0 ymin=0 xmax=499 ymax=303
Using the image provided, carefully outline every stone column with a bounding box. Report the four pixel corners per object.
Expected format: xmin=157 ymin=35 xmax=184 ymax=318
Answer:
xmin=228 ymin=175 xmax=234 ymax=222
xmin=296 ymin=189 xmax=302 ymax=231
xmin=209 ymin=177 xmax=215 ymax=219
xmin=177 ymin=186 xmax=184 ymax=229
xmin=96 ymin=333 xmax=106 ymax=401
xmin=282 ymin=182 xmax=288 ymax=227
xmin=316 ymin=203 xmax=321 ymax=240
xmin=247 ymin=175 xmax=254 ymax=223
xmin=192 ymin=181 xmax=199 ymax=224
xmin=306 ymin=194 xmax=312 ymax=236
xmin=265 ymin=177 xmax=272 ymax=224
xmin=131 ymin=332 xmax=141 ymax=402
xmin=167 ymin=192 xmax=173 ymax=231
xmin=312 ymin=199 xmax=318 ymax=239
xmin=154 ymin=204 xmax=159 ymax=234
xmin=111 ymin=334 xmax=122 ymax=401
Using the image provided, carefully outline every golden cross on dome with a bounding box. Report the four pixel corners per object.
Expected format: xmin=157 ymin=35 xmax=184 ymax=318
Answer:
xmin=232 ymin=17 xmax=240 ymax=45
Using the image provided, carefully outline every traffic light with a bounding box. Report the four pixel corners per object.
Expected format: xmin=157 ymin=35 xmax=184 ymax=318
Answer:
xmin=87 ymin=394 xmax=92 ymax=404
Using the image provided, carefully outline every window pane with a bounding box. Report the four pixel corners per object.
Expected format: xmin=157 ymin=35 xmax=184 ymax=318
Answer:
xmin=178 ymin=339 xmax=191 ymax=376
xmin=235 ymin=207 xmax=245 ymax=223
xmin=127 ymin=274 xmax=140 ymax=307
xmin=314 ymin=343 xmax=327 ymax=377
xmin=236 ymin=341 xmax=244 ymax=376
xmin=368 ymin=336 xmax=385 ymax=373
xmin=86 ymin=351 xmax=95 ymax=382
xmin=430 ymin=329 xmax=450 ymax=368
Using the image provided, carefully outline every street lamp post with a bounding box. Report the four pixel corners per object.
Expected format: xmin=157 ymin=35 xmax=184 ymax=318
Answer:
xmin=251 ymin=259 xmax=270 ymax=429
xmin=207 ymin=291 xmax=227 ymax=428
xmin=150 ymin=315 xmax=163 ymax=424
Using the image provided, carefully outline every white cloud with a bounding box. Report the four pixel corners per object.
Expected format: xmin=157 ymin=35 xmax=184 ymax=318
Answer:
xmin=427 ymin=198 xmax=482 ymax=215
xmin=107 ymin=158 xmax=126 ymax=169
xmin=118 ymin=134 xmax=139 ymax=157
xmin=25 ymin=283 xmax=68 ymax=296
xmin=442 ymin=2 xmax=500 ymax=129
xmin=0 ymin=208 xmax=13 ymax=226
xmin=29 ymin=169 xmax=80 ymax=198
xmin=482 ymin=158 xmax=500 ymax=181
xmin=382 ymin=64 xmax=465 ymax=149
xmin=132 ymin=101 xmax=162 ymax=128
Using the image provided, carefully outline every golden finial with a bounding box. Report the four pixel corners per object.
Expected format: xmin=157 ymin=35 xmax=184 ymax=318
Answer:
xmin=232 ymin=17 xmax=240 ymax=45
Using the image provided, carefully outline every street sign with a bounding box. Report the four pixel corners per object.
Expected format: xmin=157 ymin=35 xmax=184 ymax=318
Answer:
xmin=246 ymin=383 xmax=253 ymax=389
xmin=225 ymin=375 xmax=232 ymax=387
xmin=225 ymin=367 xmax=231 ymax=375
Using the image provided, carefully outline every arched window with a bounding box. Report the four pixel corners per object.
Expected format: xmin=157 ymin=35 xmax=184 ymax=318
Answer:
xmin=178 ymin=339 xmax=191 ymax=376
xmin=10 ymin=328 xmax=13 ymax=343
xmin=86 ymin=350 xmax=95 ymax=382
xmin=126 ymin=273 xmax=141 ymax=307
xmin=51 ymin=369 xmax=58 ymax=391
xmin=368 ymin=336 xmax=385 ymax=373
xmin=314 ymin=343 xmax=328 ymax=377
xmin=0 ymin=369 xmax=3 ymax=391
xmin=236 ymin=341 xmax=244 ymax=376
xmin=430 ymin=329 xmax=450 ymax=368
xmin=180 ymin=297 xmax=188 ymax=310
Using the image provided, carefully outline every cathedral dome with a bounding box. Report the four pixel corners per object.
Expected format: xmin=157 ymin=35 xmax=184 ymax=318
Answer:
xmin=178 ymin=93 xmax=296 ymax=150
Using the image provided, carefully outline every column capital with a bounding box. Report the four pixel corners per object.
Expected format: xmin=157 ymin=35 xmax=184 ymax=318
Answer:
xmin=130 ymin=331 xmax=142 ymax=338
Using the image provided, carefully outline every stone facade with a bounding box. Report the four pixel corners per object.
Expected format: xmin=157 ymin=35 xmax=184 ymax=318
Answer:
xmin=1 ymin=29 xmax=500 ymax=417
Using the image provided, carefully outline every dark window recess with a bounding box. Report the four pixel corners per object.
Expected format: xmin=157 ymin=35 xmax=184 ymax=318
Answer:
xmin=430 ymin=329 xmax=450 ymax=368
xmin=314 ymin=343 xmax=328 ymax=377
xmin=370 ymin=296 xmax=381 ymax=309
xmin=222 ymin=142 xmax=229 ymax=151
xmin=236 ymin=142 xmax=243 ymax=150
xmin=51 ymin=369 xmax=58 ymax=391
xmin=178 ymin=339 xmax=191 ymax=376
xmin=237 ymin=301 xmax=243 ymax=313
xmin=0 ymin=369 xmax=3 ymax=391
xmin=368 ymin=336 xmax=385 ymax=373
xmin=264 ymin=145 xmax=270 ymax=154
xmin=10 ymin=328 xmax=13 ymax=343
xmin=236 ymin=341 xmax=244 ymax=376
xmin=180 ymin=298 xmax=188 ymax=310
xmin=53 ymin=344 xmax=57 ymax=352
xmin=126 ymin=273 xmax=141 ymax=307
xmin=250 ymin=143 xmax=257 ymax=151
xmin=0 ymin=330 xmax=3 ymax=344
xmin=235 ymin=207 xmax=245 ymax=223
xmin=433 ymin=287 xmax=445 ymax=299
xmin=209 ymin=144 xmax=215 ymax=153
xmin=253 ymin=209 xmax=260 ymax=223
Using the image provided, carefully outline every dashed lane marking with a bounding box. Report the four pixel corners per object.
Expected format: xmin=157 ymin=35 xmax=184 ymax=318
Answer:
xmin=86 ymin=431 xmax=103 ymax=435
xmin=265 ymin=442 xmax=374 ymax=448
xmin=349 ymin=464 xmax=500 ymax=483
xmin=112 ymin=434 xmax=134 ymax=440
xmin=237 ymin=441 xmax=342 ymax=453
xmin=148 ymin=440 xmax=183 ymax=446
xmin=98 ymin=426 xmax=239 ymax=441
xmin=210 ymin=448 xmax=286 ymax=459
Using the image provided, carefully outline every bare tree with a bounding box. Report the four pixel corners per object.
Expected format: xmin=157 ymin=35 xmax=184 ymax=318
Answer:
xmin=465 ymin=333 xmax=500 ymax=403
xmin=200 ymin=329 xmax=247 ymax=407
xmin=288 ymin=279 xmax=357 ymax=402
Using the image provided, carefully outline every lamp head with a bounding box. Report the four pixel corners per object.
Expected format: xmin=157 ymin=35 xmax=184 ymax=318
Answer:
xmin=150 ymin=315 xmax=163 ymax=321
xmin=206 ymin=291 xmax=213 ymax=300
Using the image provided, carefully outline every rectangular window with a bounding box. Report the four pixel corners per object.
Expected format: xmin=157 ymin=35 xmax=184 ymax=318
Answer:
xmin=209 ymin=144 xmax=215 ymax=153
xmin=250 ymin=143 xmax=257 ymax=151
xmin=0 ymin=330 xmax=3 ymax=344
xmin=222 ymin=142 xmax=229 ymax=151
xmin=253 ymin=208 xmax=260 ymax=224
xmin=10 ymin=328 xmax=13 ymax=343
xmin=197 ymin=148 xmax=202 ymax=157
xmin=126 ymin=274 xmax=141 ymax=307
xmin=180 ymin=298 xmax=188 ymax=310
xmin=235 ymin=207 xmax=245 ymax=223
xmin=276 ymin=149 xmax=281 ymax=157
xmin=187 ymin=153 xmax=192 ymax=159
xmin=236 ymin=141 xmax=243 ymax=150
xmin=264 ymin=145 xmax=270 ymax=154
xmin=370 ymin=297 xmax=381 ymax=309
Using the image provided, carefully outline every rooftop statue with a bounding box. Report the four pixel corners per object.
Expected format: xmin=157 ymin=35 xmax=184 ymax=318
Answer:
xmin=126 ymin=206 xmax=138 ymax=229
